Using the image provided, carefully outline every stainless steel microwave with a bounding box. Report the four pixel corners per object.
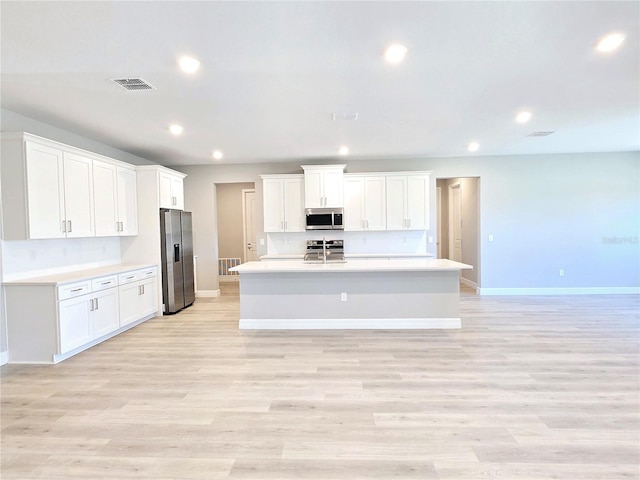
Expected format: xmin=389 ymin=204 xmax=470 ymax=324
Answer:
xmin=305 ymin=208 xmax=344 ymax=230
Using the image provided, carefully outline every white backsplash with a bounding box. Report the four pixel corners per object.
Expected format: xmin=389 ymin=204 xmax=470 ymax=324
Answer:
xmin=266 ymin=230 xmax=428 ymax=255
xmin=1 ymin=237 xmax=122 ymax=281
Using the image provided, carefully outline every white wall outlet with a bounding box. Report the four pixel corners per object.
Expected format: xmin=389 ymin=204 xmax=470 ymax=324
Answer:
xmin=341 ymin=292 xmax=347 ymax=301
xmin=259 ymin=238 xmax=265 ymax=246
xmin=428 ymin=236 xmax=434 ymax=243
xmin=559 ymin=269 xmax=565 ymax=277
xmin=488 ymin=234 xmax=494 ymax=242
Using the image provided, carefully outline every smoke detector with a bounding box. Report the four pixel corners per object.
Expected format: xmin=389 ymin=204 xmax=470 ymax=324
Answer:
xmin=111 ymin=78 xmax=156 ymax=91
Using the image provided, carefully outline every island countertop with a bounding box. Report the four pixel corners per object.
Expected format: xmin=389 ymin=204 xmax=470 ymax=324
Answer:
xmin=231 ymin=258 xmax=472 ymax=274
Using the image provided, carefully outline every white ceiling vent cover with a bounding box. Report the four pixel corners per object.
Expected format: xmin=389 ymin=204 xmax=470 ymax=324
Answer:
xmin=111 ymin=78 xmax=156 ymax=91
xmin=527 ymin=131 xmax=555 ymax=137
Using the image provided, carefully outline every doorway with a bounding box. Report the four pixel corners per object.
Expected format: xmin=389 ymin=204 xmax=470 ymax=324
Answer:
xmin=436 ymin=177 xmax=480 ymax=292
xmin=215 ymin=182 xmax=256 ymax=282
xmin=242 ymin=189 xmax=258 ymax=262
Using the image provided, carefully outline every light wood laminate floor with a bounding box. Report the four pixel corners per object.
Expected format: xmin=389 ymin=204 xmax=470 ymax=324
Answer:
xmin=2 ymin=284 xmax=639 ymax=479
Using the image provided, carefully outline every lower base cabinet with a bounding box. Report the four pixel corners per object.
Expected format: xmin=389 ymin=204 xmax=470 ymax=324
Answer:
xmin=118 ymin=270 xmax=158 ymax=327
xmin=5 ymin=265 xmax=158 ymax=364
xmin=59 ymin=287 xmax=120 ymax=354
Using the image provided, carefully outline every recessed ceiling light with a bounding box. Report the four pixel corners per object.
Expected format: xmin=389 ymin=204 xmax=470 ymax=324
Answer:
xmin=338 ymin=145 xmax=349 ymax=155
xmin=169 ymin=124 xmax=183 ymax=135
xmin=596 ymin=33 xmax=625 ymax=53
xmin=384 ymin=44 xmax=408 ymax=64
xmin=467 ymin=142 xmax=480 ymax=152
xmin=178 ymin=56 xmax=200 ymax=74
xmin=212 ymin=150 xmax=223 ymax=160
xmin=515 ymin=111 xmax=532 ymax=123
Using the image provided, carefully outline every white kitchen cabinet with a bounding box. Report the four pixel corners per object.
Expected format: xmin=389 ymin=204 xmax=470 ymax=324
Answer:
xmin=344 ymin=175 xmax=386 ymax=231
xmin=301 ymin=165 xmax=345 ymax=208
xmin=94 ymin=161 xmax=138 ymax=236
xmin=62 ymin=151 xmax=95 ymax=237
xmin=261 ymin=175 xmax=305 ymax=232
xmin=118 ymin=267 xmax=158 ymax=327
xmin=117 ymin=166 xmax=138 ymax=235
xmin=159 ymin=170 xmax=185 ymax=210
xmin=93 ymin=161 xmax=139 ymax=236
xmin=58 ymin=285 xmax=119 ymax=353
xmin=4 ymin=265 xmax=158 ymax=364
xmin=1 ymin=132 xmax=140 ymax=240
xmin=15 ymin=140 xmax=94 ymax=239
xmin=386 ymin=173 xmax=430 ymax=230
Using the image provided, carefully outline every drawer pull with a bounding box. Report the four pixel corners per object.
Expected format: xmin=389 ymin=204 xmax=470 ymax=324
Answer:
xmin=70 ymin=287 xmax=84 ymax=292
xmin=125 ymin=275 xmax=135 ymax=280
xmin=101 ymin=281 xmax=112 ymax=285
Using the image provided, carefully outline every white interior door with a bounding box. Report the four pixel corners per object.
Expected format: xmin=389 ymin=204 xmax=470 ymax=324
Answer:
xmin=243 ymin=190 xmax=258 ymax=262
xmin=449 ymin=183 xmax=462 ymax=262
xmin=436 ymin=186 xmax=442 ymax=258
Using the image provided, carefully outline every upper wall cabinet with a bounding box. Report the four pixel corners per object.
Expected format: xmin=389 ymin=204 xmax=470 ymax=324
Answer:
xmin=343 ymin=174 xmax=387 ymax=231
xmin=1 ymin=132 xmax=138 ymax=240
xmin=301 ymin=165 xmax=345 ymax=208
xmin=261 ymin=175 xmax=305 ymax=232
xmin=385 ymin=173 xmax=430 ymax=231
xmin=159 ymin=170 xmax=185 ymax=210
xmin=93 ymin=161 xmax=138 ymax=236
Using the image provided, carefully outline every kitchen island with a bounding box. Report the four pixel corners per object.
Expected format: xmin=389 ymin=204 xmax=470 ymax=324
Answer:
xmin=230 ymin=258 xmax=472 ymax=329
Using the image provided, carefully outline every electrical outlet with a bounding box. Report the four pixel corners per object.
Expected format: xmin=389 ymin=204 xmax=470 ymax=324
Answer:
xmin=559 ymin=269 xmax=565 ymax=277
xmin=29 ymin=250 xmax=36 ymax=261
xmin=341 ymin=292 xmax=347 ymax=302
xmin=259 ymin=238 xmax=265 ymax=246
xmin=428 ymin=236 xmax=434 ymax=243
xmin=488 ymin=234 xmax=494 ymax=242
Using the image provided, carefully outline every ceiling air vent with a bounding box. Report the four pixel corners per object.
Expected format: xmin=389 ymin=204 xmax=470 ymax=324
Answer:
xmin=527 ymin=131 xmax=555 ymax=137
xmin=111 ymin=78 xmax=156 ymax=91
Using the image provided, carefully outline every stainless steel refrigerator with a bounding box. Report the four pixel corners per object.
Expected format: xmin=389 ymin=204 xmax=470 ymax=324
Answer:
xmin=160 ymin=209 xmax=195 ymax=314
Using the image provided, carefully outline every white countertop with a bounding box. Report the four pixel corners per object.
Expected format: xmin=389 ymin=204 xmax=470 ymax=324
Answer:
xmin=3 ymin=264 xmax=157 ymax=286
xmin=231 ymin=258 xmax=472 ymax=274
xmin=260 ymin=253 xmax=435 ymax=260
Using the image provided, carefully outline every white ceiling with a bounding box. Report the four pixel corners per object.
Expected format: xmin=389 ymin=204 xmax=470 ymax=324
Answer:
xmin=1 ymin=1 xmax=638 ymax=166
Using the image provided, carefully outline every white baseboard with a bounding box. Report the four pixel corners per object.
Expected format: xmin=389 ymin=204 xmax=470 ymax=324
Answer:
xmin=0 ymin=351 xmax=8 ymax=366
xmin=196 ymin=289 xmax=220 ymax=298
xmin=239 ymin=317 xmax=461 ymax=330
xmin=478 ymin=287 xmax=640 ymax=296
xmin=460 ymin=277 xmax=478 ymax=290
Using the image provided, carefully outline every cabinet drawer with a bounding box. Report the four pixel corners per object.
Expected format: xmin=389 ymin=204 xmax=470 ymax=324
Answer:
xmin=118 ymin=271 xmax=141 ymax=285
xmin=92 ymin=275 xmax=118 ymax=292
xmin=140 ymin=267 xmax=157 ymax=278
xmin=58 ymin=280 xmax=91 ymax=300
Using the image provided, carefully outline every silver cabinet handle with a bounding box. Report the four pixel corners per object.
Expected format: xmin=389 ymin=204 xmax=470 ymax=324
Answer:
xmin=125 ymin=275 xmax=135 ymax=280
xmin=68 ymin=221 xmax=72 ymax=233
xmin=62 ymin=221 xmax=67 ymax=233
xmin=101 ymin=281 xmax=112 ymax=286
xmin=141 ymin=285 xmax=145 ymax=294
xmin=280 ymin=221 xmax=284 ymax=231
xmin=284 ymin=221 xmax=288 ymax=230
xmin=70 ymin=287 xmax=84 ymax=292
xmin=89 ymin=298 xmax=94 ymax=311
xmin=95 ymin=298 xmax=99 ymax=310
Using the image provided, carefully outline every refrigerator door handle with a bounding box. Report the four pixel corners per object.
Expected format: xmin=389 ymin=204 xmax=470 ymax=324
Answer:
xmin=174 ymin=244 xmax=181 ymax=263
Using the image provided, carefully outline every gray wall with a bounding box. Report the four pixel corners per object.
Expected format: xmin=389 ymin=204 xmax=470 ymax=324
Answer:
xmin=1 ymin=108 xmax=154 ymax=166
xmin=177 ymin=151 xmax=640 ymax=292
xmin=216 ymin=182 xmax=255 ymax=260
